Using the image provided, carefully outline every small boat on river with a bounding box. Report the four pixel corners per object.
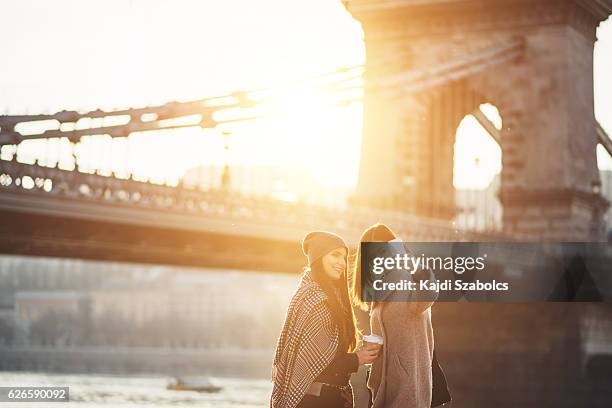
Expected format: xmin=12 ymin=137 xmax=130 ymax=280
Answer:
xmin=167 ymin=376 xmax=222 ymax=393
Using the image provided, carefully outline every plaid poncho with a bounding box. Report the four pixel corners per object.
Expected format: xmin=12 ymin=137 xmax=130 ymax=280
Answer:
xmin=270 ymin=272 xmax=341 ymax=408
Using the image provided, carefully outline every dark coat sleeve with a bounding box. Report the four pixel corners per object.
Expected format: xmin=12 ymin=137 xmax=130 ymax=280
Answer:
xmin=315 ymin=350 xmax=359 ymax=383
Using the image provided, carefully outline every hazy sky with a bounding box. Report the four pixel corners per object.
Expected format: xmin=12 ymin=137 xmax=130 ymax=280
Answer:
xmin=1 ymin=0 xmax=611 ymax=189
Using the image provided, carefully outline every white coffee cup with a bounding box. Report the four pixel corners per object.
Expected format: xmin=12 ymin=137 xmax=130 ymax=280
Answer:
xmin=363 ymin=334 xmax=384 ymax=346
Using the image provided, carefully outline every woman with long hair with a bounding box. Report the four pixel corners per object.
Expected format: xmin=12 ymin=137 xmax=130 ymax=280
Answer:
xmin=351 ymin=223 xmax=450 ymax=408
xmin=271 ymin=230 xmax=379 ymax=408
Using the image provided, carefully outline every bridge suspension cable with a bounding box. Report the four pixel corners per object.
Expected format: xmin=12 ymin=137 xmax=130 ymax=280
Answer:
xmin=0 ymin=38 xmax=526 ymax=145
xmin=597 ymin=121 xmax=612 ymax=157
xmin=0 ymin=65 xmax=364 ymax=145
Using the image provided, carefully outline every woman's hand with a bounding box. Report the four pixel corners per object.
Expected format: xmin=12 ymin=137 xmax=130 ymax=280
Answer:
xmin=355 ymin=343 xmax=380 ymax=365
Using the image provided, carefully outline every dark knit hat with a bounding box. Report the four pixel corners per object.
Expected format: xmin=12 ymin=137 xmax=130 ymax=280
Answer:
xmin=301 ymin=230 xmax=348 ymax=266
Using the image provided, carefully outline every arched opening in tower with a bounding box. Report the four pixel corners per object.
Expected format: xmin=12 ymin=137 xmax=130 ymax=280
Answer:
xmin=453 ymin=103 xmax=503 ymax=232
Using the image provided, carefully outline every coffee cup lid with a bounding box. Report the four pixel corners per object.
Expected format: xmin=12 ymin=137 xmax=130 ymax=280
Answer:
xmin=363 ymin=334 xmax=384 ymax=344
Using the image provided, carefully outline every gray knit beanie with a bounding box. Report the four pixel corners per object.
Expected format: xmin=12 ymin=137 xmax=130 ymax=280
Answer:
xmin=301 ymin=230 xmax=348 ymax=266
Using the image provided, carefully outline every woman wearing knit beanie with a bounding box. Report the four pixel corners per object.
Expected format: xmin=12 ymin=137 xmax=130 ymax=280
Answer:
xmin=270 ymin=231 xmax=380 ymax=408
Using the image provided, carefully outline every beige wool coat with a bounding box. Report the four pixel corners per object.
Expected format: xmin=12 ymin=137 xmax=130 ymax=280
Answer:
xmin=367 ymin=243 xmax=438 ymax=408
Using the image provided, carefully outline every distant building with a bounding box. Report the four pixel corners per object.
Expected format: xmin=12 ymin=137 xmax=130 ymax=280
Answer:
xmin=14 ymin=291 xmax=85 ymax=323
xmin=89 ymin=289 xmax=167 ymax=326
xmin=455 ymin=174 xmax=502 ymax=231
xmin=0 ymin=308 xmax=14 ymax=345
xmin=13 ymin=291 xmax=87 ymax=346
xmin=182 ymin=164 xmax=350 ymax=208
xmin=1 ymin=255 xmax=299 ymax=349
xmin=0 ymin=308 xmax=13 ymax=322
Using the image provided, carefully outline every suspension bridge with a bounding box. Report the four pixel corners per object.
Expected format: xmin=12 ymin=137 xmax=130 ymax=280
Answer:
xmin=1 ymin=0 xmax=611 ymax=273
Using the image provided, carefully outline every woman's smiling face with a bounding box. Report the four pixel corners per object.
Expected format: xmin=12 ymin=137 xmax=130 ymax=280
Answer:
xmin=321 ymin=247 xmax=348 ymax=280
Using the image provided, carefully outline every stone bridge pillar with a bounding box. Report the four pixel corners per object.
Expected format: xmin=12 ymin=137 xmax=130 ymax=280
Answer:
xmin=346 ymin=0 xmax=611 ymax=240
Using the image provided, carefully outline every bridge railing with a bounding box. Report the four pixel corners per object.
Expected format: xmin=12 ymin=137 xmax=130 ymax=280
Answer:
xmin=0 ymin=159 xmax=513 ymax=242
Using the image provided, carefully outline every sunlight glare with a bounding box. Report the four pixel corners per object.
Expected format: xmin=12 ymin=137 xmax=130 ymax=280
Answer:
xmin=454 ymin=113 xmax=502 ymax=190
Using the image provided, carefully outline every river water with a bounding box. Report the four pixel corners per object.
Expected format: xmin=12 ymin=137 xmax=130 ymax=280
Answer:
xmin=0 ymin=371 xmax=272 ymax=407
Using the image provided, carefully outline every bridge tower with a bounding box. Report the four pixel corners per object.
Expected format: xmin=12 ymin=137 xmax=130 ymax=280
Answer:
xmin=346 ymin=0 xmax=612 ymax=240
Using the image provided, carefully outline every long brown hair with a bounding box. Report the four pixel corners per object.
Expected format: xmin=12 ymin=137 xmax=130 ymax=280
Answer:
xmin=350 ymin=223 xmax=397 ymax=311
xmin=308 ymin=256 xmax=359 ymax=352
